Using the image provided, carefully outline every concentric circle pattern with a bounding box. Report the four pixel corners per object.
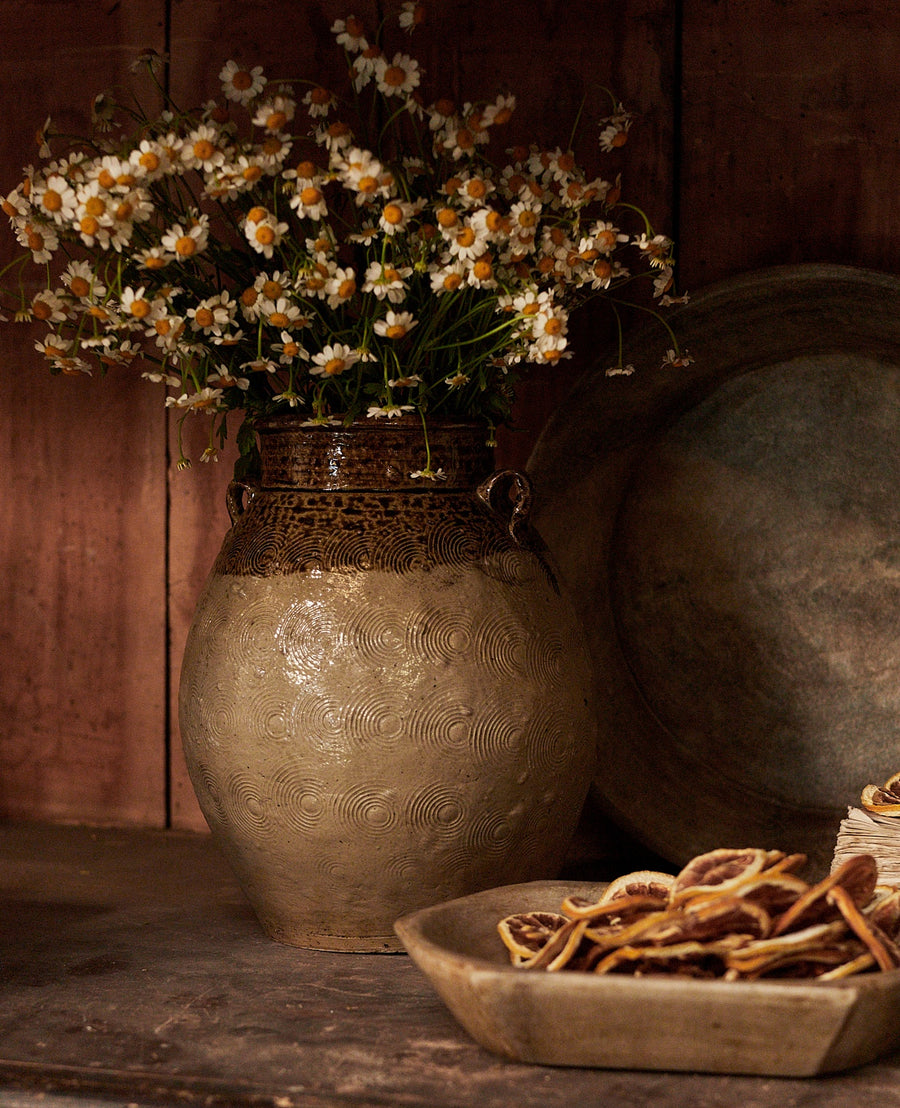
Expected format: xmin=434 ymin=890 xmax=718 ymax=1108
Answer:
xmin=180 ymin=424 xmax=596 ymax=946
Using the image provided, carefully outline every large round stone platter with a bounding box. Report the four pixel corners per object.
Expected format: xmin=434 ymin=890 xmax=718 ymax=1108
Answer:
xmin=528 ymin=263 xmax=900 ymax=876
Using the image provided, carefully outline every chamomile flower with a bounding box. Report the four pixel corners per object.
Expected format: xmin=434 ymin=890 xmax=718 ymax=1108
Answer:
xmin=363 ymin=261 xmax=411 ymax=303
xmin=181 ymin=124 xmax=227 ymax=172
xmin=331 ymin=15 xmax=368 ymax=52
xmin=374 ymin=53 xmax=420 ymax=98
xmin=219 ymin=60 xmax=267 ymax=104
xmin=309 ymin=342 xmax=360 ymax=377
xmin=373 ymin=310 xmax=418 ymax=339
xmin=252 ymin=94 xmax=296 ymax=133
xmin=399 ymin=1 xmax=425 ymax=32
xmin=161 ymin=215 xmax=210 ymax=259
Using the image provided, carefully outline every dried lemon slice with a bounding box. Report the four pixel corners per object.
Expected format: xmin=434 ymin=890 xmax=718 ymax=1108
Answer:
xmin=669 ymin=847 xmax=769 ymax=906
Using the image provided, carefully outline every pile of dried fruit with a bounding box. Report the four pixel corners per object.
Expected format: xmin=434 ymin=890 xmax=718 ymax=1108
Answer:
xmin=497 ymin=848 xmax=900 ymax=980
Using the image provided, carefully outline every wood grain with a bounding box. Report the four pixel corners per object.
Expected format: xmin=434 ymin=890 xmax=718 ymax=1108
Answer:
xmin=0 ymin=2 xmax=169 ymax=825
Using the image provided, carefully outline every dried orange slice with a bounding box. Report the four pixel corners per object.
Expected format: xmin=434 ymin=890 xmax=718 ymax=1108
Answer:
xmin=723 ymin=921 xmax=850 ymax=977
xmin=827 ymin=884 xmax=900 ymax=972
xmin=497 ymin=911 xmax=567 ymax=962
xmin=865 ymin=887 xmax=900 ymax=940
xmin=521 ymin=918 xmax=589 ymax=971
xmin=772 ymin=854 xmax=878 ymax=936
xmin=669 ymin=848 xmax=769 ymax=906
xmin=560 ymin=891 xmax=668 ymax=922
xmin=861 ymin=772 xmax=900 ymax=815
xmin=600 ymin=870 xmax=676 ymax=903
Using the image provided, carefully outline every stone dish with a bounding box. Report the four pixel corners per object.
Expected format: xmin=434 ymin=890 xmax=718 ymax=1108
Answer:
xmin=394 ymin=879 xmax=900 ymax=1076
xmin=527 ymin=264 xmax=900 ymax=877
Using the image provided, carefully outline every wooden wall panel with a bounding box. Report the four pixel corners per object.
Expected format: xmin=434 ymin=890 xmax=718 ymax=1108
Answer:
xmin=164 ymin=0 xmax=677 ymax=829
xmin=679 ymin=0 xmax=900 ymax=288
xmin=0 ymin=2 xmax=169 ymax=824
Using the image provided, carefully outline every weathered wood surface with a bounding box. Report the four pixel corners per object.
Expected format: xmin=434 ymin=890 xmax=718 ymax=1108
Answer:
xmin=0 ymin=2 xmax=169 ymax=826
xmin=4 ymin=823 xmax=900 ymax=1107
xmin=4 ymin=0 xmax=900 ymax=832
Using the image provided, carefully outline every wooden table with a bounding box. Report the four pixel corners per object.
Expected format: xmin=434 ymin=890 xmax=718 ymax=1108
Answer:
xmin=4 ymin=821 xmax=900 ymax=1107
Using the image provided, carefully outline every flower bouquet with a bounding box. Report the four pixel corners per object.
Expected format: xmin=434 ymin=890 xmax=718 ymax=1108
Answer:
xmin=0 ymin=0 xmax=682 ymax=476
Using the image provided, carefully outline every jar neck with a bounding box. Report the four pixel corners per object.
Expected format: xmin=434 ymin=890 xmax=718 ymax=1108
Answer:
xmin=255 ymin=415 xmax=495 ymax=490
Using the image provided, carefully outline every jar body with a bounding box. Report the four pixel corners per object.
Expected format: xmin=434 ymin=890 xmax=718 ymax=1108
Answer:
xmin=179 ymin=418 xmax=596 ymax=950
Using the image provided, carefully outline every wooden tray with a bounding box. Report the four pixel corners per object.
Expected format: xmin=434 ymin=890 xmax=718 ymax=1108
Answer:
xmin=527 ymin=264 xmax=900 ymax=876
xmin=395 ymin=880 xmax=900 ymax=1076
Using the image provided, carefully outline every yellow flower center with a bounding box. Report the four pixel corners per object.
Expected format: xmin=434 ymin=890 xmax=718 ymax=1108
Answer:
xmin=310 ymin=87 xmax=331 ymax=105
xmin=242 ymin=165 xmax=263 ymax=182
xmin=383 ymin=65 xmax=407 ymax=87
xmin=247 ymin=206 xmax=268 ymax=223
xmin=262 ymin=281 xmax=284 ymax=300
xmin=472 ymin=258 xmax=492 ymax=281
xmin=115 ymin=201 xmax=134 ymax=221
xmin=516 ymin=209 xmax=537 ymax=229
xmin=295 ymin=160 xmax=318 ymax=179
xmin=382 ymin=202 xmax=403 ymax=225
xmin=301 ymin=186 xmax=323 ymax=206
xmin=144 ymin=254 xmax=166 ymax=270
xmin=543 ymin=317 xmax=563 ymax=335
xmin=88 ymin=305 xmax=109 ymax=320
xmin=337 ymin=278 xmax=356 ymax=299
xmin=266 ymin=111 xmax=288 ymax=131
xmin=557 ymin=151 xmax=576 ymax=173
xmin=434 ymin=98 xmax=455 ymax=117
xmin=465 ymin=179 xmax=487 ymax=200
xmin=456 ymin=227 xmax=476 ymax=248
xmin=97 ymin=169 xmax=116 ymax=189
xmin=231 ymin=70 xmax=253 ymax=91
xmin=593 ymin=259 xmax=612 ymax=280
xmin=155 ymin=319 xmax=172 ymax=336
xmin=1 ymin=198 xmax=16 ymax=217
xmin=175 ymin=235 xmax=197 ymax=256
xmin=436 ymin=207 xmax=458 ymax=228
xmin=385 ymin=324 xmax=406 ymax=339
xmin=116 ymin=172 xmax=136 ymax=187
xmin=84 ymin=196 xmax=106 ymax=217
xmin=492 ymin=106 xmax=513 ymax=125
xmin=346 ymin=15 xmax=365 ymax=35
xmin=268 ymin=311 xmax=289 ymax=328
xmin=129 ymin=298 xmax=152 ymax=319
xmin=194 ymin=307 xmax=215 ymax=327
xmin=357 ymin=175 xmax=378 ymax=194
xmin=596 ymin=230 xmax=618 ymax=250
xmin=611 ymin=130 xmax=628 ymax=148
xmin=69 ymin=275 xmax=90 ymax=297
xmin=79 ymin=216 xmax=99 ymax=236
xmin=444 ymin=176 xmax=462 ymax=196
xmin=193 ymin=139 xmax=215 ymax=161
xmin=31 ymin=299 xmax=53 ymax=320
xmin=384 ymin=267 xmax=401 ymax=283
xmin=282 ymin=341 xmax=300 ymax=357
xmin=255 ymin=225 xmax=276 ymax=245
xmin=455 ymin=128 xmax=474 ymax=150
xmin=442 ymin=273 xmax=463 ymax=292
xmin=241 ymin=287 xmax=258 ymax=307
xmin=41 ymin=189 xmax=63 ymax=212
xmin=323 ymin=358 xmax=344 ymax=375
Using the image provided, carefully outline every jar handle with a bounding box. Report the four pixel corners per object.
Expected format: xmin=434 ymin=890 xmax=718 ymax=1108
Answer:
xmin=476 ymin=469 xmax=534 ymax=546
xmin=226 ymin=479 xmax=259 ymax=524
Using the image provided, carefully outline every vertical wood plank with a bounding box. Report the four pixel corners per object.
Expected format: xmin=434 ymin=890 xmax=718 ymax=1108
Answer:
xmin=164 ymin=0 xmax=676 ymax=828
xmin=0 ymin=1 xmax=169 ymax=825
xmin=679 ymin=0 xmax=900 ymax=288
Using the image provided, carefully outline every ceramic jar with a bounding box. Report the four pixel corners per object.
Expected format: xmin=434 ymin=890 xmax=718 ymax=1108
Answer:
xmin=178 ymin=415 xmax=596 ymax=950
